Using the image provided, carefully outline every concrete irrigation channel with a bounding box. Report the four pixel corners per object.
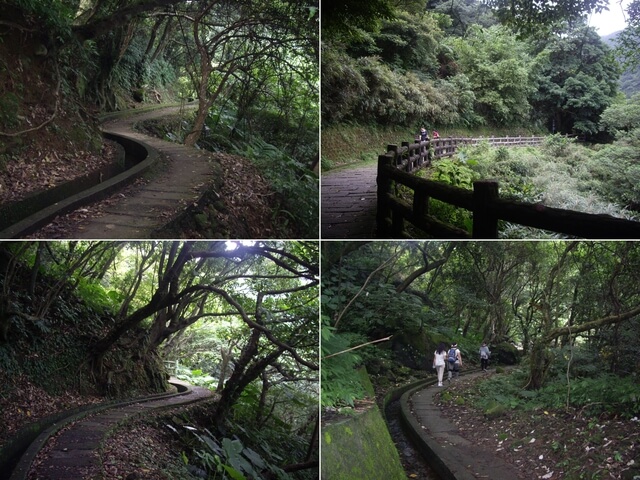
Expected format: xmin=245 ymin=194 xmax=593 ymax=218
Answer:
xmin=1 ymin=379 xmax=213 ymax=480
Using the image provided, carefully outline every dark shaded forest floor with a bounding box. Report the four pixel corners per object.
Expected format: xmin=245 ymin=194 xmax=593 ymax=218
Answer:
xmin=0 ymin=375 xmax=103 ymax=448
xmin=0 ymin=139 xmax=120 ymax=206
xmin=436 ymin=373 xmax=639 ymax=480
xmin=135 ymin=115 xmax=285 ymax=238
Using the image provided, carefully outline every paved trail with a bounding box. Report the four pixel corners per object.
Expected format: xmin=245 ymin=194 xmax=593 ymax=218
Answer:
xmin=68 ymin=105 xmax=215 ymax=238
xmin=321 ymin=165 xmax=377 ymax=239
xmin=16 ymin=380 xmax=213 ymax=480
xmin=27 ymin=105 xmax=220 ymax=239
xmin=408 ymin=371 xmax=523 ymax=479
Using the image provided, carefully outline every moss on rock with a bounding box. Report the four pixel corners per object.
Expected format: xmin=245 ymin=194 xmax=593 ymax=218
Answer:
xmin=484 ymin=401 xmax=508 ymax=419
xmin=321 ymin=406 xmax=406 ymax=480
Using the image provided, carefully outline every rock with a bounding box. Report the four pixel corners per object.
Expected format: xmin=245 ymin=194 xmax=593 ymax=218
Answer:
xmin=484 ymin=401 xmax=507 ymax=419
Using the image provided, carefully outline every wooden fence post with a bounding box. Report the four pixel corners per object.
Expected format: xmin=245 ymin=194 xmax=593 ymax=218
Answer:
xmin=414 ymin=190 xmax=429 ymax=220
xmin=387 ymin=145 xmax=399 ymax=166
xmin=402 ymin=141 xmax=412 ymax=171
xmin=377 ymin=153 xmax=394 ymax=237
xmin=472 ymin=180 xmax=499 ymax=238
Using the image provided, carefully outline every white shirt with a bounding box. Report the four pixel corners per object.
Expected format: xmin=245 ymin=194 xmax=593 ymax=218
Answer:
xmin=434 ymin=351 xmax=446 ymax=366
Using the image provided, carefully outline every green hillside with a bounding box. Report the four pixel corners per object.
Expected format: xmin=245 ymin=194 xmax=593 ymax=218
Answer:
xmin=602 ymin=30 xmax=640 ymax=95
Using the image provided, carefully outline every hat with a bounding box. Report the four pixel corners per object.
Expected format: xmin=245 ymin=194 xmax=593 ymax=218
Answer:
xmin=452 ymin=343 xmax=457 ymax=347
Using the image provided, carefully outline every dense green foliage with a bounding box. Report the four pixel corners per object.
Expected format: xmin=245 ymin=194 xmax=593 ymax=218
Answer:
xmin=321 ymin=242 xmax=640 ymax=407
xmin=1 ymin=241 xmax=319 ymax=475
xmin=473 ymin=361 xmax=640 ymax=418
xmin=322 ymin=0 xmax=623 ymax=138
xmin=530 ymin=27 xmax=620 ymax=134
xmin=449 ymin=25 xmax=536 ymax=125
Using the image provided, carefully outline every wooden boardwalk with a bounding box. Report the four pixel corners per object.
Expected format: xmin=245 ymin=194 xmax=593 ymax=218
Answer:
xmin=321 ymin=165 xmax=377 ymax=239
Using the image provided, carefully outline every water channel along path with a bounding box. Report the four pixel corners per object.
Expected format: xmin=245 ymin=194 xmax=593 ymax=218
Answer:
xmin=59 ymin=105 xmax=217 ymax=238
xmin=8 ymin=379 xmax=212 ymax=480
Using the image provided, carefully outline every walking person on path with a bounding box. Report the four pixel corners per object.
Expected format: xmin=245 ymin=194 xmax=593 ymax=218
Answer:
xmin=447 ymin=343 xmax=462 ymax=381
xmin=419 ymin=126 xmax=429 ymax=142
xmin=432 ymin=342 xmax=447 ymax=387
xmin=479 ymin=342 xmax=491 ymax=371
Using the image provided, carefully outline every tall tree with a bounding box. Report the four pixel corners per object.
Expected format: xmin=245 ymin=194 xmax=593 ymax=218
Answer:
xmin=449 ymin=25 xmax=536 ymax=125
xmin=181 ymin=0 xmax=317 ymax=147
xmin=530 ymin=26 xmax=620 ymax=134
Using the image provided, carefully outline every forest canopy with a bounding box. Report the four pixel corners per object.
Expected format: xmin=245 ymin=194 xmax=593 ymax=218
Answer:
xmin=321 ymin=241 xmax=640 ymax=405
xmin=1 ymin=241 xmax=319 ymax=423
xmin=321 ymin=0 xmax=631 ymax=135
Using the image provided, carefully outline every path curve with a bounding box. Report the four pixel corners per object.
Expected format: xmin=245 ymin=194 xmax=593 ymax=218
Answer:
xmin=321 ymin=165 xmax=377 ymax=239
xmin=10 ymin=379 xmax=213 ymax=480
xmin=400 ymin=370 xmax=523 ymax=480
xmin=56 ymin=105 xmax=217 ymax=238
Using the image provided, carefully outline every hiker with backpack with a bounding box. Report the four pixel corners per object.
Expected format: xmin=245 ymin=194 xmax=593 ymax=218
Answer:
xmin=479 ymin=342 xmax=491 ymax=371
xmin=447 ymin=343 xmax=462 ymax=381
xmin=432 ymin=342 xmax=447 ymax=387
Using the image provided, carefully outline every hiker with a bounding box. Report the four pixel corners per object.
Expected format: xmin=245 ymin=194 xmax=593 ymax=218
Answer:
xmin=432 ymin=130 xmax=440 ymax=139
xmin=479 ymin=342 xmax=491 ymax=371
xmin=447 ymin=343 xmax=462 ymax=381
xmin=419 ymin=126 xmax=428 ymax=142
xmin=432 ymin=342 xmax=447 ymax=387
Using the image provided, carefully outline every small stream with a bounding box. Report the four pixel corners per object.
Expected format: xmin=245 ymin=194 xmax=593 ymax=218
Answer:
xmin=384 ymin=397 xmax=441 ymax=479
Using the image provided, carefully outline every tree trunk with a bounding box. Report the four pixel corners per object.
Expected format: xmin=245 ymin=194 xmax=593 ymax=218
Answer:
xmin=213 ymin=327 xmax=286 ymax=426
xmin=528 ymin=303 xmax=640 ymax=389
xmin=184 ymin=103 xmax=208 ymax=147
xmin=527 ymin=340 xmax=552 ymax=390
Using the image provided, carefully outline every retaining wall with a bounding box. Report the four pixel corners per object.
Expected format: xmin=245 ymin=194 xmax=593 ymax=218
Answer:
xmin=321 ymin=369 xmax=405 ymax=480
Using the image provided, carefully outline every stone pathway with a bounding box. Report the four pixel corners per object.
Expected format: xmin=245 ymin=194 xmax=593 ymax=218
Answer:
xmin=51 ymin=105 xmax=217 ymax=239
xmin=408 ymin=372 xmax=522 ymax=479
xmin=321 ymin=165 xmax=377 ymax=239
xmin=22 ymin=381 xmax=212 ymax=480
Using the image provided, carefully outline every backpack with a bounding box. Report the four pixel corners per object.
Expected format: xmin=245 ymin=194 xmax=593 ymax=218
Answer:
xmin=448 ymin=348 xmax=457 ymax=363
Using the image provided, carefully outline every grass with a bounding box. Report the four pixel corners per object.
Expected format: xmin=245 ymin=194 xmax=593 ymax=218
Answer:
xmin=321 ymin=122 xmax=544 ymax=171
xmin=321 ymin=123 xmax=411 ymax=171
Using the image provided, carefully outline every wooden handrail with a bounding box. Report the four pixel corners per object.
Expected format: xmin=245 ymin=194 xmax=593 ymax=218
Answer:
xmin=376 ymin=137 xmax=640 ymax=238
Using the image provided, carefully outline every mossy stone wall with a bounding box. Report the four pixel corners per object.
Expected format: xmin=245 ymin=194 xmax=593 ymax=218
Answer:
xmin=321 ymin=405 xmax=405 ymax=479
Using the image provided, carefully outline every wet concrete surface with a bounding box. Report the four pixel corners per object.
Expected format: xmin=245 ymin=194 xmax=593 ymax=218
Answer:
xmin=385 ymin=397 xmax=441 ymax=479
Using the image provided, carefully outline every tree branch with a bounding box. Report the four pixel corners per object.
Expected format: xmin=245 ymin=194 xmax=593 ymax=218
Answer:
xmin=544 ymin=303 xmax=640 ymax=342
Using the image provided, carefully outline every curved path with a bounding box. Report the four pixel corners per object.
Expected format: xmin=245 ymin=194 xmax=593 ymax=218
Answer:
xmin=321 ymin=165 xmax=377 ymax=239
xmin=47 ymin=105 xmax=217 ymax=239
xmin=401 ymin=371 xmax=522 ymax=480
xmin=10 ymin=379 xmax=213 ymax=480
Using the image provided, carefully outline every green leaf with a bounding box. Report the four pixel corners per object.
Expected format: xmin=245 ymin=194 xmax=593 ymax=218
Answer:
xmin=222 ymin=465 xmax=247 ymax=480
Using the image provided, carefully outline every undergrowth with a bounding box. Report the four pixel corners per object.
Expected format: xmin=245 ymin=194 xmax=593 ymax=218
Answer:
xmin=137 ymin=108 xmax=319 ymax=238
xmin=164 ymin=377 xmax=317 ymax=479
xmin=231 ymin=137 xmax=318 ymax=238
xmin=472 ymin=365 xmax=640 ymax=419
xmin=321 ymin=122 xmax=542 ymax=171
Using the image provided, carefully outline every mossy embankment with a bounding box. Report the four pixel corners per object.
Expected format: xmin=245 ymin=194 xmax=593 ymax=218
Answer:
xmin=321 ymin=369 xmax=406 ymax=480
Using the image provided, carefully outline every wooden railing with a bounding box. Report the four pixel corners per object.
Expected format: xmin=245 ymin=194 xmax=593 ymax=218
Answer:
xmin=377 ymin=137 xmax=640 ymax=239
xmin=427 ymin=135 xmax=545 ymax=160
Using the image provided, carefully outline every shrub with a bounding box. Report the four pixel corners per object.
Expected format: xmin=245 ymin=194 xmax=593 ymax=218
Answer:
xmin=542 ymin=134 xmax=574 ymax=156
